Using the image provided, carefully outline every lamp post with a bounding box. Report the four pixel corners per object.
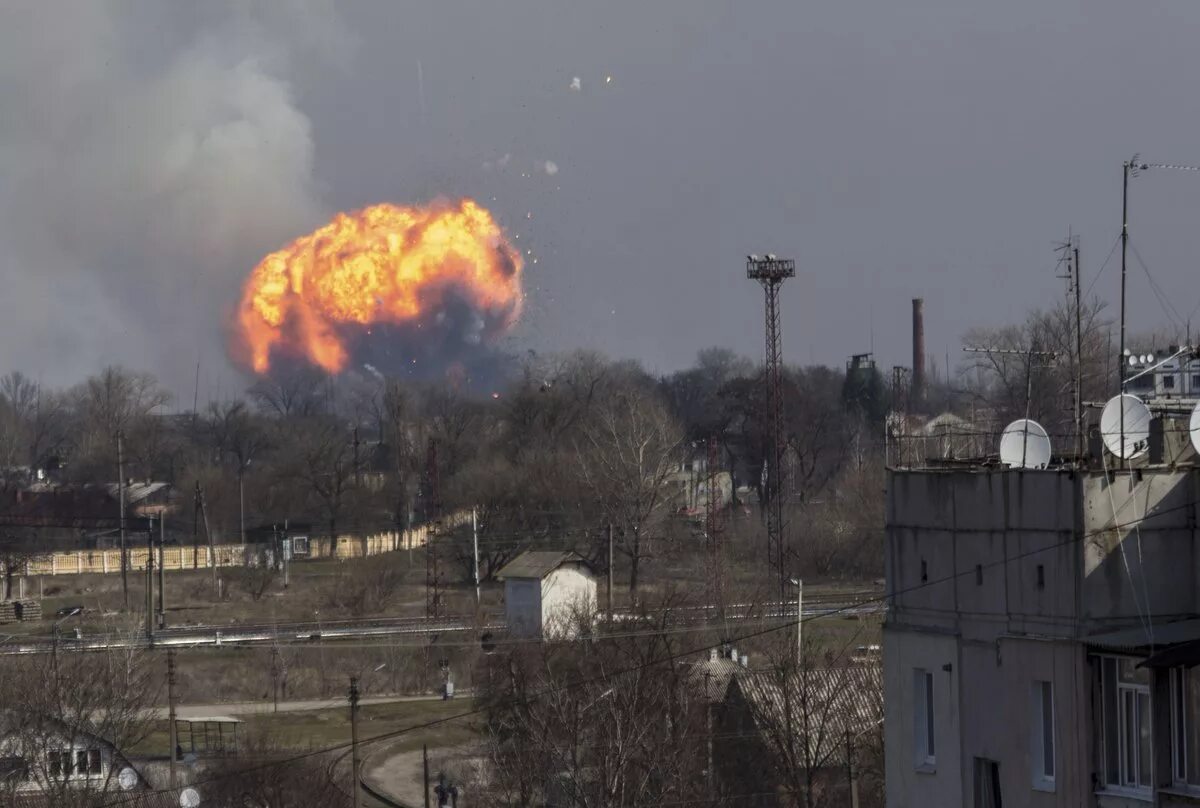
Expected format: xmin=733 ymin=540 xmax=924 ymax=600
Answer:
xmin=790 ymin=577 xmax=803 ymax=670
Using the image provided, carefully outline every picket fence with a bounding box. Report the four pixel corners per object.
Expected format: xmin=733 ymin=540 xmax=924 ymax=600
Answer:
xmin=21 ymin=512 xmax=467 ymax=577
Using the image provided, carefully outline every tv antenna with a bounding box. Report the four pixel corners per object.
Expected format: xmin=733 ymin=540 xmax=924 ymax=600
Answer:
xmin=1054 ymin=231 xmax=1084 ymax=455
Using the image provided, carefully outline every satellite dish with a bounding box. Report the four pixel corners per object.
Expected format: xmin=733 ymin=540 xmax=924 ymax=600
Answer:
xmin=1189 ymin=402 xmax=1200 ymax=456
xmin=179 ymin=787 xmax=201 ymax=808
xmin=118 ymin=767 xmax=138 ymax=791
xmin=999 ymin=419 xmax=1052 ymax=468
xmin=1100 ymin=394 xmax=1152 ymax=459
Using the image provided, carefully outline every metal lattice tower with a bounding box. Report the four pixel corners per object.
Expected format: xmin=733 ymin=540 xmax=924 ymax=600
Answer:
xmin=424 ymin=439 xmax=442 ymax=619
xmin=747 ymin=254 xmax=795 ymax=602
xmin=704 ymin=434 xmax=726 ymax=625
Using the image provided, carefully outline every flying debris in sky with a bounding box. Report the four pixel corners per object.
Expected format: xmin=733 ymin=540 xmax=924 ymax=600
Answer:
xmin=605 ymin=75 xmax=613 ymax=84
xmin=542 ymin=160 xmax=559 ymax=175
xmin=569 ymin=76 xmax=582 ymax=91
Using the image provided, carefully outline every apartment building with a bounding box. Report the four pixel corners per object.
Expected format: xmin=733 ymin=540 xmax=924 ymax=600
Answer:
xmin=884 ymin=462 xmax=1200 ymax=807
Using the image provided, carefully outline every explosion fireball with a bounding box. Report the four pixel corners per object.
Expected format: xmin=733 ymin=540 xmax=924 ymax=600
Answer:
xmin=234 ymin=200 xmax=523 ymax=375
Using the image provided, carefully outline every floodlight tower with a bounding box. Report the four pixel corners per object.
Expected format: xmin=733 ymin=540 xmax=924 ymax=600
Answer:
xmin=747 ymin=254 xmax=795 ymax=602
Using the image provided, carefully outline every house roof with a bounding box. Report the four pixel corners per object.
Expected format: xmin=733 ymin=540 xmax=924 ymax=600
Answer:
xmin=496 ymin=550 xmax=592 ymax=580
xmin=687 ymin=654 xmax=743 ymax=703
xmin=731 ymin=664 xmax=882 ymax=765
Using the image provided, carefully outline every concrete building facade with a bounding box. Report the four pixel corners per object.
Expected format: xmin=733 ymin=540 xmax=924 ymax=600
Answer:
xmin=884 ymin=465 xmax=1200 ymax=807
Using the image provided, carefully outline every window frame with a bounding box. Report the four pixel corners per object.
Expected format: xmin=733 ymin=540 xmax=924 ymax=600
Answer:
xmin=1097 ymin=655 xmax=1153 ymax=798
xmin=1031 ymin=679 xmax=1055 ymax=791
xmin=914 ymin=668 xmax=936 ymax=771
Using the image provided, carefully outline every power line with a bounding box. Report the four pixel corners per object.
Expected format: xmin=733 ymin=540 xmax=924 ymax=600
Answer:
xmin=93 ymin=490 xmax=1200 ymax=807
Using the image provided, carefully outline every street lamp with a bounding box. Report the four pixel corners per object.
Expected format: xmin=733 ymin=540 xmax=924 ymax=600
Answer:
xmin=789 ymin=578 xmax=803 ymax=670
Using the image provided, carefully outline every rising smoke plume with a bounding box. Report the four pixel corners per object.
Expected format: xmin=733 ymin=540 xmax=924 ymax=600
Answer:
xmin=0 ymin=3 xmax=344 ymax=395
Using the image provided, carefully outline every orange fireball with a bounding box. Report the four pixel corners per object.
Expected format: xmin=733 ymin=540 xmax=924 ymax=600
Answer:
xmin=234 ymin=200 xmax=523 ymax=374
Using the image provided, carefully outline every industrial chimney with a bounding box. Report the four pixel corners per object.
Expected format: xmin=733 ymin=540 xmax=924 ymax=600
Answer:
xmin=911 ymin=298 xmax=926 ymax=410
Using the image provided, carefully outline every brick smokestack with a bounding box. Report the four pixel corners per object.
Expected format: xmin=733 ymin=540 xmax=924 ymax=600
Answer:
xmin=911 ymin=298 xmax=926 ymax=409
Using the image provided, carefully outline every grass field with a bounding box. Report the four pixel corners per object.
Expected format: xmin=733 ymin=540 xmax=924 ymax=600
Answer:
xmin=132 ymin=696 xmax=480 ymax=757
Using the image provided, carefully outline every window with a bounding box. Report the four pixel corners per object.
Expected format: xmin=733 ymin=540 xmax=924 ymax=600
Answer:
xmin=48 ymin=750 xmax=73 ymax=779
xmin=975 ymin=564 xmax=983 ymax=586
xmin=75 ymin=748 xmax=101 ymax=776
xmin=1170 ymin=666 xmax=1200 ymax=789
xmin=914 ymin=669 xmax=936 ymax=768
xmin=1100 ymin=657 xmax=1151 ymax=791
xmin=1165 ymin=374 xmax=1177 ymax=390
xmin=1192 ymin=374 xmax=1200 ymax=390
xmin=1031 ymin=680 xmax=1055 ymax=789
xmin=920 ymin=560 xmax=928 ymax=583
xmin=1036 ymin=565 xmax=1045 ymax=590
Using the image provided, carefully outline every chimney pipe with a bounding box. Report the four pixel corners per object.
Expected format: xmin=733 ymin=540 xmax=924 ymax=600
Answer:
xmin=912 ymin=298 xmax=926 ymax=410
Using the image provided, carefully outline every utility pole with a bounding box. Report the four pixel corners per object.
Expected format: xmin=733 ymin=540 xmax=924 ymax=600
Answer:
xmin=704 ymin=435 xmax=725 ymax=625
xmin=198 ymin=484 xmax=216 ymax=593
xmin=145 ymin=516 xmax=155 ymax=646
xmin=423 ymin=744 xmax=431 ymax=808
xmin=795 ymin=578 xmax=803 ymax=669
xmin=1074 ymin=242 xmax=1084 ymax=457
xmin=471 ymin=508 xmax=480 ymax=608
xmin=271 ymin=645 xmax=280 ymax=713
xmin=192 ymin=481 xmax=201 ymax=570
xmin=117 ymin=431 xmax=127 ymax=607
xmin=607 ymin=524 xmax=614 ymax=622
xmin=1120 ymin=158 xmax=1134 ymax=454
xmin=846 ymin=729 xmax=860 ymax=808
xmin=349 ymin=677 xmax=362 ymax=808
xmin=157 ymin=511 xmax=166 ymax=628
xmin=238 ymin=465 xmax=246 ymax=545
xmin=167 ymin=649 xmax=178 ymax=789
xmin=747 ymin=254 xmax=795 ymax=603
xmin=1056 ymin=236 xmax=1084 ymax=456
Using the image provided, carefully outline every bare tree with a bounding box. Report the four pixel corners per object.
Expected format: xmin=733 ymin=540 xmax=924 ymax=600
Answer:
xmin=576 ymin=387 xmax=683 ymax=593
xmin=278 ymin=418 xmax=358 ymax=550
xmin=206 ymin=401 xmax=273 ymax=542
xmin=722 ymin=629 xmax=883 ymax=808
xmin=480 ymin=606 xmax=707 ymax=808
xmin=0 ymin=644 xmax=159 ymax=807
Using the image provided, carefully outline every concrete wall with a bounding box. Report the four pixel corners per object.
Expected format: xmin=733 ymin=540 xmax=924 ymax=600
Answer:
xmin=884 ymin=625 xmax=962 ymax=807
xmin=1081 ymin=469 xmax=1200 ymax=625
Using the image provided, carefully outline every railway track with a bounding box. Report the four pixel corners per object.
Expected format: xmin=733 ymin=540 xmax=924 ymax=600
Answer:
xmin=0 ymin=593 xmax=884 ymax=655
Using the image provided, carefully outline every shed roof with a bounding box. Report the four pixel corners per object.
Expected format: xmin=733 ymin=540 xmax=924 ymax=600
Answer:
xmin=1086 ymin=617 xmax=1200 ymax=653
xmin=496 ymin=550 xmax=592 ymax=580
xmin=732 ymin=664 xmax=882 ymax=764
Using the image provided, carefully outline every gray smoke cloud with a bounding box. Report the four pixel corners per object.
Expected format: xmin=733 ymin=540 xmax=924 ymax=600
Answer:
xmin=0 ymin=3 xmax=346 ymax=398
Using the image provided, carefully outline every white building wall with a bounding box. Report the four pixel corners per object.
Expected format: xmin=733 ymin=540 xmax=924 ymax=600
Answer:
xmin=541 ymin=566 xmax=597 ymax=639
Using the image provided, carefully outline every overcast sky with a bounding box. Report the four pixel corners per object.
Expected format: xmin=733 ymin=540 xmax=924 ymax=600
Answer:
xmin=5 ymin=1 xmax=1200 ymax=398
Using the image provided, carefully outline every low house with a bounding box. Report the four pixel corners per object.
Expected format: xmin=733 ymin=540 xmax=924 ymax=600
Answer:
xmin=496 ymin=551 xmax=596 ymax=639
xmin=688 ymin=652 xmax=883 ymax=807
xmin=0 ymin=713 xmax=150 ymax=802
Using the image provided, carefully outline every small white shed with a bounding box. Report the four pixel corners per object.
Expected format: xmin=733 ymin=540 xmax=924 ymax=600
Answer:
xmin=497 ymin=551 xmax=597 ymax=639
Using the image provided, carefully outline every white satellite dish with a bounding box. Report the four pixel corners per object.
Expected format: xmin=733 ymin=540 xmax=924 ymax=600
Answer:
xmin=118 ymin=767 xmax=138 ymax=791
xmin=179 ymin=787 xmax=201 ymax=808
xmin=1189 ymin=402 xmax=1200 ymax=455
xmin=999 ymin=419 xmax=1052 ymax=469
xmin=1100 ymin=394 xmax=1152 ymax=460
